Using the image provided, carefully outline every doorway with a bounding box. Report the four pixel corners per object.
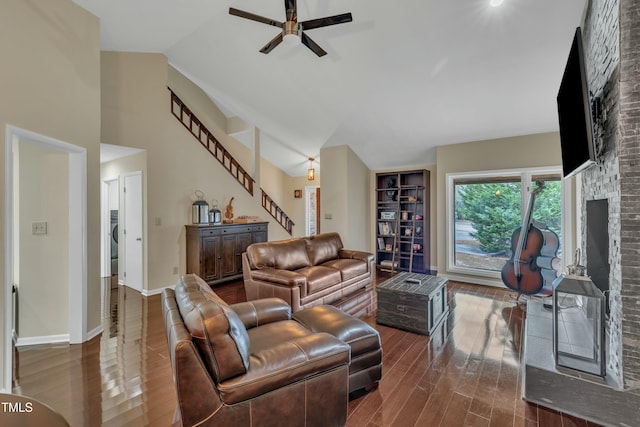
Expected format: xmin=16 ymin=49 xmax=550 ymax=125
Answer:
xmin=305 ymin=186 xmax=320 ymax=236
xmin=4 ymin=125 xmax=88 ymax=392
xmin=102 ymin=177 xmax=119 ymax=288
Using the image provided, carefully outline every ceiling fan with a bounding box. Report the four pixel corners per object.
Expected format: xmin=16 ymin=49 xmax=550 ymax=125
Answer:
xmin=229 ymin=0 xmax=352 ymax=57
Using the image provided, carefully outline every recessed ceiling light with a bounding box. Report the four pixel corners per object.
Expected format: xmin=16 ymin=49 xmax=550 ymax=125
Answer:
xmin=490 ymin=0 xmax=504 ymax=6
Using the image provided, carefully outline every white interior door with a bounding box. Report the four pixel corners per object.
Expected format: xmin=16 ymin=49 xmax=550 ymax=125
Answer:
xmin=123 ymin=172 xmax=143 ymax=292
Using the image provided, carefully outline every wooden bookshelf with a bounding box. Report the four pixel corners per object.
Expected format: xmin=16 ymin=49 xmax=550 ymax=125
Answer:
xmin=375 ymin=170 xmax=430 ymax=273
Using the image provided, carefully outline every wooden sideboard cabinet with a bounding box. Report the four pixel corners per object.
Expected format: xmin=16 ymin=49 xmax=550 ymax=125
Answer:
xmin=186 ymin=222 xmax=268 ymax=285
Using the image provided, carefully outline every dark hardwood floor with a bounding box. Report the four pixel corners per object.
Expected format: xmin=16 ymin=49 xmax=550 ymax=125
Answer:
xmin=11 ymin=273 xmax=603 ymax=426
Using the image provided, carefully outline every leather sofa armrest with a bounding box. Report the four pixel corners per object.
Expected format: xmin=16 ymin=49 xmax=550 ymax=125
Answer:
xmin=231 ymin=298 xmax=292 ymax=329
xmin=251 ymin=268 xmax=306 ymax=287
xmin=339 ymin=249 xmax=374 ymax=264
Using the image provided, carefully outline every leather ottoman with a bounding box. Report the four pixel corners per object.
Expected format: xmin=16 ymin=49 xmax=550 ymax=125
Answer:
xmin=293 ymin=305 xmax=382 ymax=393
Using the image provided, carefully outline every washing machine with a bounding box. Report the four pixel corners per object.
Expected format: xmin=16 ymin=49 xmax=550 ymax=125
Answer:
xmin=110 ymin=210 xmax=118 ymax=274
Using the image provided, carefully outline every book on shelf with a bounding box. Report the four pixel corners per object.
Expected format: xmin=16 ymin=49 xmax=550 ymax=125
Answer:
xmin=378 ymin=222 xmax=393 ymax=236
xmin=380 ymin=260 xmax=398 ymax=268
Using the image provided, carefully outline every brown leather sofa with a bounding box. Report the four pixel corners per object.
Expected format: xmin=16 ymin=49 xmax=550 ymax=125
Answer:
xmin=242 ymin=232 xmax=375 ymax=317
xmin=162 ymin=274 xmax=351 ymax=427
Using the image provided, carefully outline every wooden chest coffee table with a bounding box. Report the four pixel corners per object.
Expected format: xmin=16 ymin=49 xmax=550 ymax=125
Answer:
xmin=376 ymin=272 xmax=448 ymax=335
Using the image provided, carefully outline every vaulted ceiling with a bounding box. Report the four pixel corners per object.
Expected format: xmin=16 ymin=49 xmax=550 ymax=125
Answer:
xmin=76 ymin=0 xmax=587 ymax=176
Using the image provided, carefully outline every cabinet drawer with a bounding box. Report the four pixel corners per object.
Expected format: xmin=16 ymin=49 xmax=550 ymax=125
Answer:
xmin=252 ymin=224 xmax=268 ymax=232
xmin=221 ymin=226 xmax=254 ymax=233
xmin=199 ymin=228 xmax=222 ymax=237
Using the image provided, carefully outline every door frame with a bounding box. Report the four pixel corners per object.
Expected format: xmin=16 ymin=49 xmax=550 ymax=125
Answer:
xmin=305 ymin=186 xmax=320 ymax=236
xmin=101 ymin=177 xmax=119 ymax=278
xmin=4 ymin=125 xmax=88 ymax=392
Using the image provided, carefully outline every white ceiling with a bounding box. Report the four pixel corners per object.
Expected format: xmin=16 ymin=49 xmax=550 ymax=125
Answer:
xmin=100 ymin=143 xmax=145 ymax=164
xmin=78 ymin=0 xmax=587 ymax=176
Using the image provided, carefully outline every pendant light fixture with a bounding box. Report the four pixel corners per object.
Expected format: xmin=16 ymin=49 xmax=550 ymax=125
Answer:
xmin=307 ymin=157 xmax=315 ymax=180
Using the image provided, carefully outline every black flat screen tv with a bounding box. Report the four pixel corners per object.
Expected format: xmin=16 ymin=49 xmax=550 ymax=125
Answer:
xmin=557 ymin=27 xmax=596 ymax=178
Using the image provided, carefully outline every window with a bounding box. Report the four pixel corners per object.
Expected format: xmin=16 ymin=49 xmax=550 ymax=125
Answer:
xmin=447 ymin=168 xmax=564 ymax=281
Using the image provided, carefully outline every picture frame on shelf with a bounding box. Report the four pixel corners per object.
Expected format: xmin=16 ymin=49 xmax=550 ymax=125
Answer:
xmin=380 ymin=211 xmax=396 ymax=220
xmin=377 ymin=237 xmax=385 ymax=250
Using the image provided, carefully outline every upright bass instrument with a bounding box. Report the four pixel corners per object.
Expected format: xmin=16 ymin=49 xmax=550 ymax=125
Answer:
xmin=501 ymin=181 xmax=559 ymax=296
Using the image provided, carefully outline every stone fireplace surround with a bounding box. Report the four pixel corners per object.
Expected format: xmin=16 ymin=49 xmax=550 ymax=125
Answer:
xmin=580 ymin=0 xmax=639 ymax=395
xmin=522 ymin=1 xmax=639 ymax=425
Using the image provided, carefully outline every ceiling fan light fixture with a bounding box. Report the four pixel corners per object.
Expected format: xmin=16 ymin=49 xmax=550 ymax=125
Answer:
xmin=229 ymin=3 xmax=352 ymax=57
xmin=490 ymin=0 xmax=504 ymax=7
xmin=283 ymin=33 xmax=300 ymax=45
xmin=283 ymin=20 xmax=300 ymax=44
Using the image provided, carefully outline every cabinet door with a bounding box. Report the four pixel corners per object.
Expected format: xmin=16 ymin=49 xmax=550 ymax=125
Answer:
xmin=201 ymin=235 xmax=221 ymax=282
xmin=252 ymin=224 xmax=268 ymax=244
xmin=220 ymin=235 xmax=238 ymax=277
xmin=235 ymin=232 xmax=253 ymax=274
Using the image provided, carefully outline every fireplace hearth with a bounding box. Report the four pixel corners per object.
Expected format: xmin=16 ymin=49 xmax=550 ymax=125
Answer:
xmin=522 ymin=301 xmax=634 ymax=427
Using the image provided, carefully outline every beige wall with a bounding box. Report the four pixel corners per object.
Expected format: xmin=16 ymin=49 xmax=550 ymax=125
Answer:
xmin=346 ymin=147 xmax=372 ymax=251
xmin=17 ymin=141 xmax=70 ymax=339
xmin=320 ymin=145 xmax=370 ymax=251
xmin=0 ymin=0 xmax=101 ymax=389
xmin=435 ymin=131 xmax=563 ymax=282
xmin=101 ymin=52 xmax=294 ymax=292
xmin=260 ymin=155 xmax=296 ymax=240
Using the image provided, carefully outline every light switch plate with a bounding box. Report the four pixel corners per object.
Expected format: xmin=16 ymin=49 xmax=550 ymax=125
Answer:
xmin=32 ymin=221 xmax=47 ymax=235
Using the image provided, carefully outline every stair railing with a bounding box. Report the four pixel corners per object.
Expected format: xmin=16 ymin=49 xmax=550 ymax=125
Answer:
xmin=169 ymin=88 xmax=254 ymax=195
xmin=261 ymin=189 xmax=294 ymax=235
xmin=169 ymin=88 xmax=294 ymax=234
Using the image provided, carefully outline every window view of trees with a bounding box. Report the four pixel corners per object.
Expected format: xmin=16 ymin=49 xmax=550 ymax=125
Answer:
xmin=454 ymin=177 xmax=562 ymax=272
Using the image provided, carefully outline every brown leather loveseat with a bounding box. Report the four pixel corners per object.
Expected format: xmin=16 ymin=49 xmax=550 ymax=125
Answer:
xmin=242 ymin=232 xmax=374 ymax=317
xmin=162 ymin=274 xmax=351 ymax=426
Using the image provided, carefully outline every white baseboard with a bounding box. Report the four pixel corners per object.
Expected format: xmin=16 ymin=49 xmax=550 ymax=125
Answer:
xmin=16 ymin=334 xmax=70 ymax=347
xmin=86 ymin=325 xmax=103 ymax=341
xmin=142 ymin=285 xmax=174 ymax=297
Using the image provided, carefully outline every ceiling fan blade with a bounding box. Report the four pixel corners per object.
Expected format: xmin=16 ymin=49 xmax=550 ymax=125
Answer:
xmin=260 ymin=33 xmax=284 ymax=54
xmin=285 ymin=0 xmax=297 ymax=21
xmin=300 ymin=13 xmax=352 ymax=31
xmin=301 ymin=32 xmax=327 ymax=57
xmin=229 ymin=8 xmax=283 ymax=28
